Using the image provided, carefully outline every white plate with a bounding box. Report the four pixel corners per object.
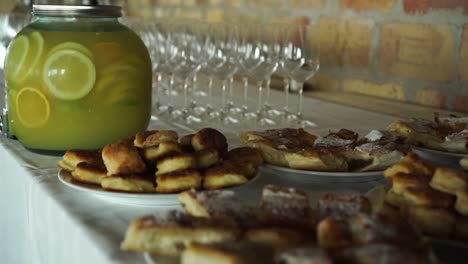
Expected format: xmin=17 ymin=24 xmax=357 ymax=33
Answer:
xmin=261 ymin=164 xmax=384 ymax=182
xmin=413 ymin=146 xmax=466 ymax=167
xmin=58 ymin=170 xmax=179 ymax=207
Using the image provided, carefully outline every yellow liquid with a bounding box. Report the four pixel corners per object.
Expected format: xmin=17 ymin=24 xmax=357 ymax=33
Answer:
xmin=5 ymin=21 xmax=152 ymax=151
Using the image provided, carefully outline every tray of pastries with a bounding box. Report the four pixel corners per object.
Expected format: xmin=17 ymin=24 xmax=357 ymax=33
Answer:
xmin=239 ymin=128 xmax=408 ymax=180
xmin=121 ymin=185 xmax=440 ymax=264
xmin=388 ymin=113 xmax=468 ymax=158
xmin=367 ymin=152 xmax=468 ymax=248
xmin=57 ymin=128 xmax=263 ymax=206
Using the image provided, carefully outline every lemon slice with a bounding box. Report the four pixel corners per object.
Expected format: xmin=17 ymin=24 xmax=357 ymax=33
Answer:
xmin=15 ymin=87 xmax=50 ymax=128
xmin=49 ymin=41 xmax=93 ymax=59
xmin=4 ymin=35 xmax=30 ymax=81
xmin=94 ymin=64 xmax=139 ymax=104
xmin=92 ymin=42 xmax=123 ymax=65
xmin=43 ymin=49 xmax=96 ymax=100
xmin=22 ymin=31 xmax=44 ymax=77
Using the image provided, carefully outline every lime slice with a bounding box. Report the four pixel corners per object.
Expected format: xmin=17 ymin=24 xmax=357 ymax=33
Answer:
xmin=4 ymin=35 xmax=30 ymax=81
xmin=43 ymin=49 xmax=96 ymax=100
xmin=49 ymin=41 xmax=93 ymax=59
xmin=15 ymin=87 xmax=50 ymax=128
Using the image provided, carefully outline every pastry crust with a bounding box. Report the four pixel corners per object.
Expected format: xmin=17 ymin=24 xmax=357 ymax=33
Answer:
xmin=134 ymin=130 xmax=178 ymax=148
xmin=102 ymin=139 xmax=147 ymax=176
xmin=156 ymin=169 xmax=202 ymax=193
xmin=430 ymin=167 xmax=468 ymax=195
xmin=203 ymin=162 xmax=248 ymax=190
xmin=57 ymin=149 xmax=102 ymax=172
xmin=141 ymin=141 xmax=182 ymax=162
xmin=101 ymin=174 xmax=155 ymax=193
xmin=121 ymin=211 xmax=239 ymax=256
xmin=156 ymin=153 xmax=196 ymax=175
xmin=192 ymin=128 xmax=228 ymax=157
xmin=71 ymin=162 xmax=107 ymax=185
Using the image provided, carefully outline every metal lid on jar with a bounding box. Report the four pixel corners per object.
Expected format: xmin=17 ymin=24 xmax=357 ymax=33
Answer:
xmin=32 ymin=4 xmax=122 ymax=18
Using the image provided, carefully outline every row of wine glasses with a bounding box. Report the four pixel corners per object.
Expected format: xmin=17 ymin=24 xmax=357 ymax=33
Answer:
xmin=123 ymin=18 xmax=320 ymax=130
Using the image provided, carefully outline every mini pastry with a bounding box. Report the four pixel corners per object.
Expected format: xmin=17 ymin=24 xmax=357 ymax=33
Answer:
xmin=430 ymin=167 xmax=468 ymax=195
xmin=102 ymin=139 xmax=147 ymax=176
xmin=192 ymin=128 xmax=228 ymax=157
xmin=141 ymin=141 xmax=182 ymax=162
xmin=156 ymin=169 xmax=202 ymax=193
xmin=58 ymin=149 xmax=102 ymax=172
xmin=203 ymin=161 xmax=248 ymax=190
xmin=156 ymin=153 xmax=196 ymax=175
xmin=194 ymin=148 xmax=220 ymax=169
xmin=134 ymin=130 xmax=178 ymax=148
xmin=71 ymin=161 xmax=107 ymax=185
xmin=101 ymin=173 xmax=155 ymax=193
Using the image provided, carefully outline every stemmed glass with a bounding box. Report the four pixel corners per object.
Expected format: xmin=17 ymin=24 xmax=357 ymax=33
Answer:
xmin=165 ymin=21 xmax=209 ymax=124
xmin=284 ymin=23 xmax=320 ymax=127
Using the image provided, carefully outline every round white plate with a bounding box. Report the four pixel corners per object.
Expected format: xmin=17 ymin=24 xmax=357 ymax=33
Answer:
xmin=261 ymin=164 xmax=384 ymax=182
xmin=58 ymin=170 xmax=179 ymax=207
xmin=413 ymin=146 xmax=466 ymax=167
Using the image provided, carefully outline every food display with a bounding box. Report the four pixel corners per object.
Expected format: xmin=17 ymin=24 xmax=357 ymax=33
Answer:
xmin=388 ymin=113 xmax=468 ymax=154
xmin=57 ymin=128 xmax=263 ymax=193
xmin=121 ymin=185 xmax=437 ymax=264
xmin=4 ymin=4 xmax=152 ymax=150
xmin=372 ymin=152 xmax=468 ymax=241
xmin=240 ymin=128 xmax=408 ymax=172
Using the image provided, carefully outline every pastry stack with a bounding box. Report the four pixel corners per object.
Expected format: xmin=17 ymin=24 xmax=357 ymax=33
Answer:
xmin=57 ymin=128 xmax=263 ymax=193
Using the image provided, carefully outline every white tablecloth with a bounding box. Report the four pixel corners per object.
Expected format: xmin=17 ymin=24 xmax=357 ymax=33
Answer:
xmin=0 ymin=90 xmax=398 ymax=264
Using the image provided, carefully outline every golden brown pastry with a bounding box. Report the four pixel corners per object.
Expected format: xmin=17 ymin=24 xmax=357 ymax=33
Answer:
xmin=192 ymin=128 xmax=228 ymax=157
xmin=141 ymin=141 xmax=182 ymax=162
xmin=156 ymin=169 xmax=202 ymax=193
xmin=57 ymin=149 xmax=102 ymax=172
xmin=383 ymin=152 xmax=434 ymax=180
xmin=430 ymin=167 xmax=468 ymax=195
xmin=71 ymin=162 xmax=107 ymax=185
xmin=121 ymin=211 xmax=240 ymax=256
xmin=102 ymin=139 xmax=147 ymax=176
xmin=404 ymin=205 xmax=455 ymax=237
xmin=455 ymin=190 xmax=468 ymax=216
xmin=276 ymin=247 xmax=333 ymax=264
xmin=194 ymin=148 xmax=220 ymax=169
xmin=203 ymin=161 xmax=248 ymax=190
xmin=134 ymin=130 xmax=178 ymax=148
xmin=156 ymin=153 xmax=196 ymax=175
xmin=389 ymin=173 xmax=430 ymax=195
xmin=318 ymin=192 xmax=371 ymax=218
xmin=225 ymin=147 xmax=264 ymax=167
xmin=181 ymin=241 xmax=273 ymax=264
xmin=398 ymin=186 xmax=454 ymax=208
xmin=243 ymin=227 xmax=306 ymax=247
xmin=461 ymin=156 xmax=468 ymax=171
xmin=316 ymin=217 xmax=351 ymax=249
xmin=101 ymin=174 xmax=155 ymax=193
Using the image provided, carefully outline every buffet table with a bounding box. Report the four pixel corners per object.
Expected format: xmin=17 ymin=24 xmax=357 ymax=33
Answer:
xmin=1 ymin=90 xmax=401 ymax=264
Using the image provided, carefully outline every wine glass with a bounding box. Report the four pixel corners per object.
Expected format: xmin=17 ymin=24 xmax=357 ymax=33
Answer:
xmin=286 ymin=23 xmax=320 ymax=127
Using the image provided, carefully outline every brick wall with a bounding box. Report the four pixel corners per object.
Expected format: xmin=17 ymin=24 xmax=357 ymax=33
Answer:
xmin=127 ymin=0 xmax=468 ymax=113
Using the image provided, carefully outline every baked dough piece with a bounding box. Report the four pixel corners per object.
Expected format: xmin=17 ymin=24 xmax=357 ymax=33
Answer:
xmin=178 ymin=189 xmax=260 ymax=228
xmin=383 ymin=152 xmax=434 ymax=179
xmin=121 ymin=211 xmax=240 ymax=256
xmin=156 ymin=153 xmax=196 ymax=175
xmin=461 ymin=156 xmax=468 ymax=170
xmin=194 ymin=148 xmax=220 ymax=169
xmin=57 ymin=149 xmax=102 ymax=172
xmin=134 ymin=130 xmax=178 ymax=148
xmin=71 ymin=162 xmax=107 ymax=185
xmin=240 ymin=129 xmax=348 ymax=172
xmin=101 ymin=174 xmax=155 ymax=193
xmin=430 ymin=167 xmax=468 ymax=195
xmin=225 ymin=147 xmax=264 ymax=167
xmin=388 ymin=119 xmax=444 ymax=151
xmin=203 ymin=162 xmax=248 ymax=190
xmin=243 ymin=227 xmax=306 ymax=247
xmin=455 ymin=190 xmax=468 ymax=216
xmin=316 ymin=217 xmax=351 ymax=249
xmin=276 ymin=247 xmax=333 ymax=264
xmin=192 ymin=128 xmax=228 ymax=157
xmin=318 ymin=192 xmax=371 ymax=218
xmin=337 ymin=243 xmax=429 ymax=264
xmin=404 ymin=205 xmax=456 ymax=237
xmin=102 ymin=139 xmax=147 ymax=176
xmin=398 ymin=186 xmax=454 ymax=208
xmin=388 ymin=173 xmax=430 ymax=195
xmin=141 ymin=141 xmax=182 ymax=162
xmin=181 ymin=241 xmax=273 ymax=264
xmin=156 ymin=169 xmax=202 ymax=193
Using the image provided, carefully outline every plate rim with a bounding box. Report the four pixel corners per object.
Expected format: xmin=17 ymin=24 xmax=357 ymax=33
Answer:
xmin=413 ymin=146 xmax=467 ymax=158
xmin=57 ymin=169 xmax=180 ymax=205
xmin=262 ymin=164 xmax=384 ymax=177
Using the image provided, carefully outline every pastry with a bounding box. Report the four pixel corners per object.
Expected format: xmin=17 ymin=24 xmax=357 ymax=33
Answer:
xmin=194 ymin=148 xmax=220 ymax=169
xmin=203 ymin=161 xmax=248 ymax=190
xmin=455 ymin=190 xmax=468 ymax=216
xmin=404 ymin=205 xmax=455 ymax=237
xmin=429 ymin=167 xmax=468 ymax=195
xmin=461 ymin=156 xmax=468 ymax=170
xmin=156 ymin=153 xmax=196 ymax=175
xmin=181 ymin=241 xmax=273 ymax=264
xmin=141 ymin=141 xmax=182 ymax=163
xmin=101 ymin=173 xmax=155 ymax=193
xmin=276 ymin=247 xmax=333 ymax=264
xmin=243 ymin=227 xmax=306 ymax=247
xmin=121 ymin=211 xmax=240 ymax=256
xmin=134 ymin=130 xmax=178 ymax=148
xmin=156 ymin=169 xmax=202 ymax=193
xmin=71 ymin=161 xmax=107 ymax=185
xmin=102 ymin=139 xmax=147 ymax=176
xmin=317 ymin=192 xmax=371 ymax=218
xmin=192 ymin=128 xmax=228 ymax=157
xmin=57 ymin=149 xmax=102 ymax=172
xmin=316 ymin=217 xmax=351 ymax=249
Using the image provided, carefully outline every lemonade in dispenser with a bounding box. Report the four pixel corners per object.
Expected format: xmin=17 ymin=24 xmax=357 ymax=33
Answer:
xmin=3 ymin=4 xmax=152 ymax=151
